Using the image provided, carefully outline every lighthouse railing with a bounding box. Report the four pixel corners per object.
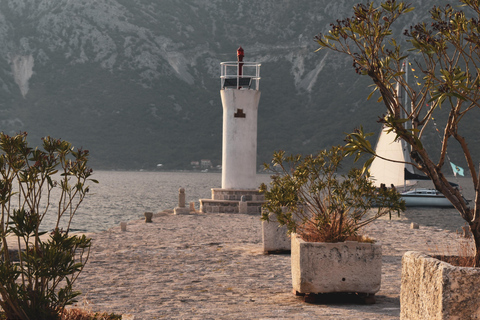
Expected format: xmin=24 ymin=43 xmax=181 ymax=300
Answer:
xmin=220 ymin=61 xmax=261 ymax=90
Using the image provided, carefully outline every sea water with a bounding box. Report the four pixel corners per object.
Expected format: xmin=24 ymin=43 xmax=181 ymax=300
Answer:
xmin=40 ymin=171 xmax=473 ymax=234
xmin=45 ymin=171 xmax=272 ymax=233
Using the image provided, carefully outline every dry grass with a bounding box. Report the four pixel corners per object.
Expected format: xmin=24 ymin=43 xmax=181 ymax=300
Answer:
xmin=0 ymin=309 xmax=122 ymax=320
xmin=61 ymin=308 xmax=122 ymax=320
xmin=434 ymin=255 xmax=475 ymax=267
xmin=296 ymin=216 xmax=375 ymax=243
xmin=429 ymin=228 xmax=476 ymax=267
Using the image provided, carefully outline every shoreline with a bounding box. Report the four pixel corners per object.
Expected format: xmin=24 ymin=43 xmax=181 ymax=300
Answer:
xmin=71 ymin=210 xmax=469 ymax=319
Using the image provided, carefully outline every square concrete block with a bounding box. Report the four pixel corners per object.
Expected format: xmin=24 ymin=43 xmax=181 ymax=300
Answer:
xmin=262 ymin=220 xmax=290 ymax=253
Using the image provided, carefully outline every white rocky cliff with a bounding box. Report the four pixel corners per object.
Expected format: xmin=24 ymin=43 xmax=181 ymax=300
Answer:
xmin=11 ymin=54 xmax=34 ymax=98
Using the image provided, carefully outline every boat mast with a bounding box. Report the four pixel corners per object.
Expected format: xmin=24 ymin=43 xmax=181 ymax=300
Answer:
xmin=399 ymin=59 xmax=416 ymax=191
xmin=397 ymin=60 xmax=409 ymax=191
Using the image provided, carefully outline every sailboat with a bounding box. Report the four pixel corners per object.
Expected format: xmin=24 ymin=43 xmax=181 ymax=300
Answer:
xmin=369 ymin=60 xmax=456 ymax=207
xmin=370 ymin=125 xmax=454 ymax=207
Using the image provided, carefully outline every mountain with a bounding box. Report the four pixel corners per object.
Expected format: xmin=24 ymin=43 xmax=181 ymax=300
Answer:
xmin=0 ymin=0 xmax=474 ymax=171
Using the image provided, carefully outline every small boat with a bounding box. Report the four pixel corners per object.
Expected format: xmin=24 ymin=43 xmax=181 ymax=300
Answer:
xmin=400 ymin=188 xmax=454 ymax=207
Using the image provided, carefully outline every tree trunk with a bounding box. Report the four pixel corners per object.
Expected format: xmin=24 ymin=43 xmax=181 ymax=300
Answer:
xmin=470 ymin=223 xmax=480 ymax=267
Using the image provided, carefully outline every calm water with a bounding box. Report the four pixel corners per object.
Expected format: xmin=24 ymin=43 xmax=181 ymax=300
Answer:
xmin=53 ymin=171 xmax=272 ymax=233
xmin=43 ymin=171 xmax=474 ymax=234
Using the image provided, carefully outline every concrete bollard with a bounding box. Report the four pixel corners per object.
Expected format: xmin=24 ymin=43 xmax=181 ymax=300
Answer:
xmin=120 ymin=221 xmax=127 ymax=231
xmin=144 ymin=212 xmax=153 ymax=223
xmin=410 ymin=222 xmax=419 ymax=229
xmin=174 ymin=187 xmax=190 ymax=215
xmin=178 ymin=188 xmax=186 ymax=208
xmin=189 ymin=202 xmax=195 ymax=213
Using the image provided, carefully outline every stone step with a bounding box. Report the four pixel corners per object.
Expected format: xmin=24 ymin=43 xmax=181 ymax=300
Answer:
xmin=199 ymin=199 xmax=264 ymax=214
xmin=211 ymin=188 xmax=264 ymax=201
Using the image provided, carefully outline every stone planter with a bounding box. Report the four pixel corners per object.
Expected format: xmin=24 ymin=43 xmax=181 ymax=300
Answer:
xmin=262 ymin=208 xmax=292 ymax=253
xmin=262 ymin=207 xmax=305 ymax=253
xmin=291 ymin=234 xmax=382 ymax=299
xmin=401 ymin=251 xmax=480 ymax=320
xmin=262 ymin=219 xmax=290 ymax=253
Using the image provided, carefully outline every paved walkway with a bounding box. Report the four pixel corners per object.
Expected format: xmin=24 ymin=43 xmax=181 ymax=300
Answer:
xmin=73 ymin=211 xmax=467 ymax=319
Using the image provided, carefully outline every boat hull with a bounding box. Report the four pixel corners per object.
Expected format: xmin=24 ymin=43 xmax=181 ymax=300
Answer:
xmin=401 ymin=192 xmax=453 ymax=208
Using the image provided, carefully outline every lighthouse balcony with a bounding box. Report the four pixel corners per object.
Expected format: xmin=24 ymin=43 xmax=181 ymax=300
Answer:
xmin=220 ymin=61 xmax=261 ymax=90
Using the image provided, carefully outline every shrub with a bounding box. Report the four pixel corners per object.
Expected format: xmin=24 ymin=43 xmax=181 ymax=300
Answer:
xmin=60 ymin=308 xmax=122 ymax=320
xmin=260 ymin=146 xmax=405 ymax=242
xmin=0 ymin=132 xmax=97 ymax=320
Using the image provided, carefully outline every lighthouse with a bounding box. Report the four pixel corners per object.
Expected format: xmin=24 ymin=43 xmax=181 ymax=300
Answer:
xmin=199 ymin=48 xmax=264 ymax=214
xmin=220 ymin=47 xmax=261 ymax=189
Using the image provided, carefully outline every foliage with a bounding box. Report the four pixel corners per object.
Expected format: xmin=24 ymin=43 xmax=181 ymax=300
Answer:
xmin=0 ymin=132 xmax=97 ymax=320
xmin=260 ymin=146 xmax=404 ymax=243
xmin=315 ymin=0 xmax=480 ymax=265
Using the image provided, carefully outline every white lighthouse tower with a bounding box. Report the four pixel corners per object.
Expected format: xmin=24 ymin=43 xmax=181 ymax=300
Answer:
xmin=199 ymin=48 xmax=264 ymax=214
xmin=220 ymin=47 xmax=261 ymax=189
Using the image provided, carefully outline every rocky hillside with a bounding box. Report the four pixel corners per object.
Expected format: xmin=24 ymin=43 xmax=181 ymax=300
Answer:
xmin=0 ymin=0 xmax=473 ymax=171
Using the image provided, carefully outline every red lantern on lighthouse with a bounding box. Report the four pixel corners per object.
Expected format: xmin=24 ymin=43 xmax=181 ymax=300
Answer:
xmin=237 ymin=46 xmax=244 ymax=76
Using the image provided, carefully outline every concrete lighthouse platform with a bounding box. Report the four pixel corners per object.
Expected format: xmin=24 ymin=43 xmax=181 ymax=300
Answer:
xmin=199 ymin=188 xmax=264 ymax=214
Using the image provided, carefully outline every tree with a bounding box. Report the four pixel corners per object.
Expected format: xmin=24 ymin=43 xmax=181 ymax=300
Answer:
xmin=315 ymin=0 xmax=480 ymax=265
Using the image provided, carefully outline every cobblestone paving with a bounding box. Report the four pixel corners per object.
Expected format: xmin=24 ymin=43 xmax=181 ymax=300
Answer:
xmin=74 ymin=212 xmax=466 ymax=319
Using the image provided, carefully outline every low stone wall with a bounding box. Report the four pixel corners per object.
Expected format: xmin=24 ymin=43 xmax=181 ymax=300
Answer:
xmin=246 ymin=201 xmax=263 ymax=214
xmin=401 ymin=251 xmax=480 ymax=319
xmin=199 ymin=199 xmax=263 ymax=214
xmin=211 ymin=188 xmax=264 ymax=201
xmin=200 ymin=188 xmax=265 ymax=214
xmin=200 ymin=200 xmax=239 ymax=214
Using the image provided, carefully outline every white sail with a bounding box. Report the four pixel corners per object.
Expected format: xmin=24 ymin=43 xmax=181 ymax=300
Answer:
xmin=369 ymin=59 xmax=416 ymax=188
xmin=369 ymin=126 xmax=415 ymax=188
xmin=368 ymin=59 xmax=457 ymax=207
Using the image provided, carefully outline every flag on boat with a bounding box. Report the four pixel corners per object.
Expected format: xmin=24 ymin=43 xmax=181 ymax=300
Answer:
xmin=450 ymin=162 xmax=465 ymax=177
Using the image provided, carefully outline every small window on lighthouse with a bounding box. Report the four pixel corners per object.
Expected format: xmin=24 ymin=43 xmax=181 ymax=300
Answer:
xmin=234 ymin=109 xmax=246 ymax=118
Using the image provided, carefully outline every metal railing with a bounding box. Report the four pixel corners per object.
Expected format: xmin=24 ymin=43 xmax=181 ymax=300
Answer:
xmin=220 ymin=61 xmax=261 ymax=90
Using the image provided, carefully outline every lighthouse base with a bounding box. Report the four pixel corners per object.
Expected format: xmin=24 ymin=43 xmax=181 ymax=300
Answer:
xmin=199 ymin=188 xmax=264 ymax=214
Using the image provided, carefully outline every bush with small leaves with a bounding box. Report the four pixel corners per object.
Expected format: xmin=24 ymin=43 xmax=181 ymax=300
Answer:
xmin=260 ymin=146 xmax=405 ymax=243
xmin=0 ymin=132 xmax=97 ymax=320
